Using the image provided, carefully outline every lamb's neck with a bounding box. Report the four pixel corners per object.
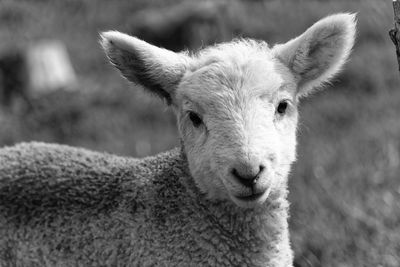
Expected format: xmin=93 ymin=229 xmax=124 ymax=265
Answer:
xmin=176 ymin=148 xmax=292 ymax=266
xmin=196 ymin=185 xmax=290 ymax=244
xmin=186 ymin=178 xmax=292 ymax=266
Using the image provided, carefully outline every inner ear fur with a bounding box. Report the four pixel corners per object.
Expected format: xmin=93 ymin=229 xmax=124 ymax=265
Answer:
xmin=100 ymin=31 xmax=190 ymax=105
xmin=273 ymin=13 xmax=356 ymax=96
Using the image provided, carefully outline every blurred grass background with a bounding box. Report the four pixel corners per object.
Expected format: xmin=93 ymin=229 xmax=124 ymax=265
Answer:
xmin=0 ymin=0 xmax=399 ymax=266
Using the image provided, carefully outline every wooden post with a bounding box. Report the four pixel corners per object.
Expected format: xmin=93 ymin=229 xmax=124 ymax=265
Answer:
xmin=390 ymin=0 xmax=400 ymax=72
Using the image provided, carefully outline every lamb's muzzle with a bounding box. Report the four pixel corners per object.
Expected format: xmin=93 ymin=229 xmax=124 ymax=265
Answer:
xmin=229 ymin=162 xmax=272 ymax=205
xmin=231 ymin=164 xmax=265 ymax=187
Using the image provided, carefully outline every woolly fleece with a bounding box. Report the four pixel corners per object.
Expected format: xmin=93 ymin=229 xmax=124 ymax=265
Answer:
xmin=0 ymin=142 xmax=292 ymax=266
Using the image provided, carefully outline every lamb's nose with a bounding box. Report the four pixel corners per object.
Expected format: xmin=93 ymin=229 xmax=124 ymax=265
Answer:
xmin=231 ymin=164 xmax=265 ymax=188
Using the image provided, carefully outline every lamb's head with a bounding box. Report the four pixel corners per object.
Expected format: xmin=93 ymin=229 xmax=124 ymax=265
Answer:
xmin=101 ymin=13 xmax=356 ymax=208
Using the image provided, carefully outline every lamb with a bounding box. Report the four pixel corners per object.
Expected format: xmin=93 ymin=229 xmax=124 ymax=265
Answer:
xmin=0 ymin=13 xmax=356 ymax=266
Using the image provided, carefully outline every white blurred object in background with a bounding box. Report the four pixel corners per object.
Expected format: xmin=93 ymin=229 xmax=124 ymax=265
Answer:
xmin=26 ymin=40 xmax=77 ymax=94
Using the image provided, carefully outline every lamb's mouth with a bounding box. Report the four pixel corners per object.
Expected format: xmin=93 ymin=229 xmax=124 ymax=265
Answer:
xmin=234 ymin=190 xmax=267 ymax=202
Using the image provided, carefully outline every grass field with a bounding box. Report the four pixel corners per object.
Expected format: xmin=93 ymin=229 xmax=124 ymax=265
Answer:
xmin=0 ymin=0 xmax=399 ymax=266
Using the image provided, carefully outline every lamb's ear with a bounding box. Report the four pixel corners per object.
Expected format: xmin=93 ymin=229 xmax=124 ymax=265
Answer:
xmin=100 ymin=31 xmax=189 ymax=104
xmin=273 ymin=13 xmax=356 ymax=97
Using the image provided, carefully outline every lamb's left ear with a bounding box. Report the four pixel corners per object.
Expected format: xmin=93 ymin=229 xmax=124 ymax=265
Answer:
xmin=273 ymin=13 xmax=356 ymax=97
xmin=100 ymin=31 xmax=190 ymax=105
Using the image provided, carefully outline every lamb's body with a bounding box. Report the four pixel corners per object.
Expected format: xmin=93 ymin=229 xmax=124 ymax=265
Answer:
xmin=0 ymin=142 xmax=291 ymax=266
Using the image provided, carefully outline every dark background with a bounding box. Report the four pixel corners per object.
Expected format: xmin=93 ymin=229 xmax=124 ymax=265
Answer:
xmin=0 ymin=0 xmax=399 ymax=266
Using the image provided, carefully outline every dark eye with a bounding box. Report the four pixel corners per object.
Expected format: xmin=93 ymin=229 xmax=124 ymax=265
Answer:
xmin=188 ymin=111 xmax=202 ymax=127
xmin=276 ymin=100 xmax=289 ymax=115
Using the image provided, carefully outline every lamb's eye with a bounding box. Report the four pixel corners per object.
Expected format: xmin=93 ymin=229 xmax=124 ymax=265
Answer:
xmin=276 ymin=100 xmax=289 ymax=115
xmin=188 ymin=111 xmax=202 ymax=127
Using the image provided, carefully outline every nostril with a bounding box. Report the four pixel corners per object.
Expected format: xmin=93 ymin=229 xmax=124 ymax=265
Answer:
xmin=232 ymin=168 xmax=253 ymax=188
xmin=231 ymin=168 xmax=241 ymax=180
xmin=259 ymin=165 xmax=265 ymax=174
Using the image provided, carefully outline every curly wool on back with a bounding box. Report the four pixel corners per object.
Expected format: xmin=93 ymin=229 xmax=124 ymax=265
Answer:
xmin=0 ymin=142 xmax=291 ymax=266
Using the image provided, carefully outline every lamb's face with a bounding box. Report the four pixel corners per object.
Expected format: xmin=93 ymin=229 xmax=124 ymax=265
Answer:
xmin=101 ymin=13 xmax=356 ymax=208
xmin=175 ymin=46 xmax=298 ymax=207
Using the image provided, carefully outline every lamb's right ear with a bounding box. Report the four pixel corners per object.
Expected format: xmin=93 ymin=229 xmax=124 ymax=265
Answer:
xmin=100 ymin=31 xmax=189 ymax=104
